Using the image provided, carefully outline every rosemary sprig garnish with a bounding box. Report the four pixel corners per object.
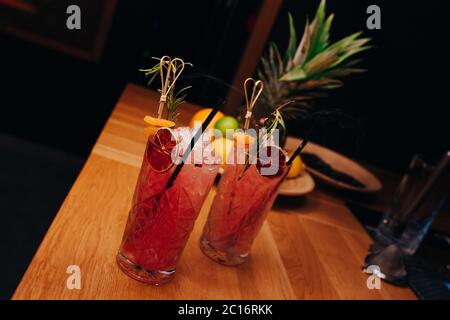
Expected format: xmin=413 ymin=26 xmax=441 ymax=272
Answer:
xmin=140 ymin=57 xmax=192 ymax=121
xmin=264 ymin=105 xmax=286 ymax=138
xmin=238 ymin=102 xmax=291 ymax=179
xmin=262 ymin=101 xmax=293 ymax=145
xmin=166 ymin=85 xmax=192 ymax=122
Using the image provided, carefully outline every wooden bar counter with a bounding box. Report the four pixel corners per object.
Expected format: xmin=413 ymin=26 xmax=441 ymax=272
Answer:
xmin=13 ymin=84 xmax=416 ymax=300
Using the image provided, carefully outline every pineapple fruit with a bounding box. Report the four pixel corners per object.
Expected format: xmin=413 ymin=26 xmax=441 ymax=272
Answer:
xmin=257 ymin=0 xmax=372 ymax=119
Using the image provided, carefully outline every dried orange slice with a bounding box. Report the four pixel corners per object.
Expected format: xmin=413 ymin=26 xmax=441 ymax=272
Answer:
xmin=256 ymin=145 xmax=287 ymax=177
xmin=147 ymin=127 xmax=179 ymax=172
xmin=144 ymin=116 xmax=175 ymax=128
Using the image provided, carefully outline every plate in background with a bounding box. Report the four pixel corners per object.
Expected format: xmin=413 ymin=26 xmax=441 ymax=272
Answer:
xmin=285 ymin=136 xmax=382 ymax=193
xmin=279 ymin=171 xmax=315 ymax=196
xmin=217 ymin=164 xmax=315 ymax=196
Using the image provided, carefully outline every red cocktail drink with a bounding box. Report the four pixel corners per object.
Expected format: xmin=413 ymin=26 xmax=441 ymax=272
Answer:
xmin=200 ymin=145 xmax=289 ymax=265
xmin=117 ymin=128 xmax=219 ymax=284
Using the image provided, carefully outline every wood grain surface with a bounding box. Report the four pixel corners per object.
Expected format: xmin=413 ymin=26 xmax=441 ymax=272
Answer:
xmin=12 ymin=84 xmax=416 ymax=300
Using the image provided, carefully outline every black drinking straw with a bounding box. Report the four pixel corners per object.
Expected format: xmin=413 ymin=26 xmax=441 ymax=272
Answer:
xmin=165 ymin=104 xmax=222 ymax=188
xmin=286 ymin=138 xmax=309 ymax=166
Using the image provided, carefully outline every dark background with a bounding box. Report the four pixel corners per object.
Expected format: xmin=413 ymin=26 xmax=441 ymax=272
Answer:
xmin=1 ymin=0 xmax=448 ymax=169
xmin=271 ymin=0 xmax=449 ymax=170
xmin=0 ymin=0 xmax=448 ymax=299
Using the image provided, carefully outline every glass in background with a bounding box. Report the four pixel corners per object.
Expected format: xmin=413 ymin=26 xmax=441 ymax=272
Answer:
xmin=375 ymin=152 xmax=450 ymax=255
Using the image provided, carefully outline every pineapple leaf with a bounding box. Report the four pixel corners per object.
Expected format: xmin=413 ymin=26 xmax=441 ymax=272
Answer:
xmin=257 ymin=69 xmax=270 ymax=88
xmin=280 ymin=65 xmax=307 ymax=81
xmin=332 ymin=45 xmax=372 ymax=68
xmin=298 ymin=78 xmax=343 ymax=91
xmin=329 ymin=32 xmax=363 ymax=51
xmin=319 ymin=13 xmax=334 ymax=49
xmin=278 ymin=101 xmax=312 ymax=120
xmin=339 ymin=58 xmax=364 ymax=68
xmin=307 ymin=16 xmax=318 ymax=61
xmin=293 ymin=19 xmax=311 ymax=68
xmin=283 ymin=93 xmax=316 ymax=101
xmin=325 ymin=68 xmax=366 ymax=78
xmin=261 ymin=56 xmax=275 ymax=86
xmin=269 ymin=44 xmax=279 ymax=78
xmin=345 ymin=38 xmax=371 ymax=52
xmin=286 ymin=13 xmax=297 ymax=64
xmin=257 ymin=68 xmax=269 ymax=86
xmin=271 ymin=42 xmax=284 ymax=76
xmin=303 ymin=47 xmax=340 ymax=77
xmin=321 ymin=83 xmax=343 ymax=90
xmin=307 ymin=0 xmax=327 ymax=59
xmin=257 ymin=0 xmax=372 ymax=120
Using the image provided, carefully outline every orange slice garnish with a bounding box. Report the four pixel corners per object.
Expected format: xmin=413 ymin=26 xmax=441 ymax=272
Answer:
xmin=146 ymin=127 xmax=179 ymax=172
xmin=144 ymin=116 xmax=175 ymax=128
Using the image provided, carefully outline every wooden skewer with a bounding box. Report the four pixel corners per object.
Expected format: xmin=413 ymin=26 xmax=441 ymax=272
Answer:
xmin=157 ymin=57 xmax=186 ymax=120
xmin=157 ymin=56 xmax=172 ymax=119
xmin=243 ymin=78 xmax=264 ymax=130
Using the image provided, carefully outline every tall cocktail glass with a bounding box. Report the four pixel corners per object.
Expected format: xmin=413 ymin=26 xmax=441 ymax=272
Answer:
xmin=200 ymin=144 xmax=289 ymax=266
xmin=117 ymin=128 xmax=219 ymax=284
